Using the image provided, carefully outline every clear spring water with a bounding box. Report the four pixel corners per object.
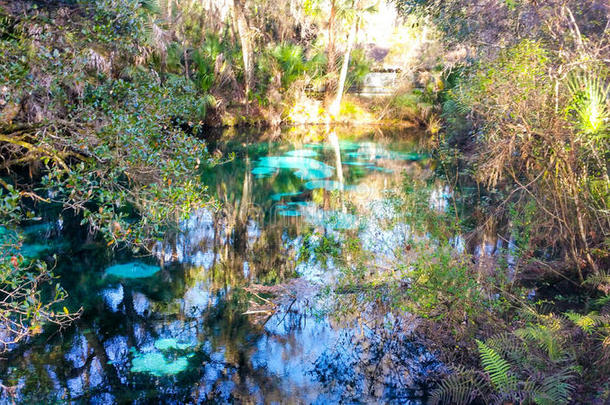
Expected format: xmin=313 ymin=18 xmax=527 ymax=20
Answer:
xmin=0 ymin=126 xmax=448 ymax=404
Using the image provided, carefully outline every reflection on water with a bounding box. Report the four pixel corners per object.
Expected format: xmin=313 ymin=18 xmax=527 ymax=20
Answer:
xmin=0 ymin=126 xmax=448 ymax=404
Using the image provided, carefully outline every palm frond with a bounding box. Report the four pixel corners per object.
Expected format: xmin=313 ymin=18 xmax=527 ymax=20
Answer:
xmin=566 ymin=69 xmax=610 ymax=137
xmin=140 ymin=0 xmax=161 ymax=15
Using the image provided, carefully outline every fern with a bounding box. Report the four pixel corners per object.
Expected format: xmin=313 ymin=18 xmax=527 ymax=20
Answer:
xmin=565 ymin=311 xmax=599 ymax=334
xmin=477 ymin=339 xmax=518 ymax=393
xmin=516 ymin=323 xmax=565 ymax=362
xmin=486 ymin=332 xmax=527 ymax=363
xmin=531 ymin=370 xmax=575 ymax=405
xmin=433 ymin=335 xmax=577 ymax=405
xmin=583 ymin=272 xmax=610 ymax=289
xmin=593 ymin=294 xmax=610 ymax=308
xmin=430 ymin=366 xmax=488 ymax=405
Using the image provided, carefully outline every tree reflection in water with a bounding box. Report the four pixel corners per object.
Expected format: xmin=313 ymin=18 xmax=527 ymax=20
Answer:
xmin=0 ymin=127 xmax=451 ymax=404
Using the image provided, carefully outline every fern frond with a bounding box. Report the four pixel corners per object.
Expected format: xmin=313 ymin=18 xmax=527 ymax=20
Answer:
xmin=486 ymin=332 xmax=527 ymax=362
xmin=593 ymin=293 xmax=610 ymax=309
xmin=477 ymin=339 xmax=518 ymax=393
xmin=530 ymin=369 xmax=575 ymax=405
xmin=565 ymin=311 xmax=599 ymax=334
xmin=583 ymin=273 xmax=610 ymax=289
xmin=515 ymin=324 xmax=565 ymax=362
xmin=430 ymin=366 xmax=488 ymax=405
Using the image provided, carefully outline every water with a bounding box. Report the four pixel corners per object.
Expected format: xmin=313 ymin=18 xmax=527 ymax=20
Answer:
xmin=0 ymin=126 xmax=444 ymax=404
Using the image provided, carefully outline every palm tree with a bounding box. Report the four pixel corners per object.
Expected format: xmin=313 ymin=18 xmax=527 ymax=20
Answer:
xmin=325 ymin=0 xmax=377 ymax=116
xmin=230 ymin=0 xmax=253 ymax=96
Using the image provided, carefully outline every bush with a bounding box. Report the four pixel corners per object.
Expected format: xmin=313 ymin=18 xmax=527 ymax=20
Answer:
xmin=443 ymin=39 xmax=609 ymax=280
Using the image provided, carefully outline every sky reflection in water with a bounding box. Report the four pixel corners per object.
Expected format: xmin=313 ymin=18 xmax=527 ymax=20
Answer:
xmin=0 ymin=127 xmax=448 ymax=404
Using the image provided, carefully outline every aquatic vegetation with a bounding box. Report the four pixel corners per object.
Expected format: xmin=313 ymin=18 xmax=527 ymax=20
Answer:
xmin=104 ymin=263 xmax=160 ymax=279
xmin=253 ymin=155 xmax=335 ymax=181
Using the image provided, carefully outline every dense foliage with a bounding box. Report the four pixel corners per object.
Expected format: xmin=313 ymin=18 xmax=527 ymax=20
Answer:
xmin=0 ymin=0 xmax=217 ymax=348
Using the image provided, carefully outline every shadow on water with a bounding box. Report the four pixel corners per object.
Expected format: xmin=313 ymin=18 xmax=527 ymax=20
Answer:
xmin=0 ymin=126 xmax=451 ymax=404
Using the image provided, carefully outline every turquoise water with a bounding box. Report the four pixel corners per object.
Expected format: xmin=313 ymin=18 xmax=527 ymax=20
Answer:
xmin=0 ymin=127 xmax=443 ymax=404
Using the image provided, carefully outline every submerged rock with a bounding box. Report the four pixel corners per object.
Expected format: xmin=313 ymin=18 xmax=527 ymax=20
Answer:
xmin=130 ymin=338 xmax=195 ymax=377
xmin=154 ymin=338 xmax=194 ymax=351
xmin=252 ymin=166 xmax=277 ymax=177
xmin=304 ymin=180 xmax=344 ymax=191
xmin=130 ymin=352 xmax=190 ymax=377
xmin=254 ymin=156 xmax=334 ymax=180
xmin=278 ymin=210 xmax=302 ymax=217
xmin=104 ymin=262 xmax=160 ymax=279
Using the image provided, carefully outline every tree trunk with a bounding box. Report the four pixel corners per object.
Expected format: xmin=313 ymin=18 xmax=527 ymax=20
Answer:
xmin=327 ymin=0 xmax=337 ymax=76
xmin=183 ymin=45 xmax=189 ymax=80
xmin=165 ymin=0 xmax=172 ymax=20
xmin=232 ymin=0 xmax=253 ymax=96
xmin=329 ymin=16 xmax=357 ymax=116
